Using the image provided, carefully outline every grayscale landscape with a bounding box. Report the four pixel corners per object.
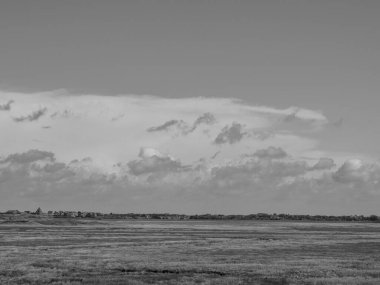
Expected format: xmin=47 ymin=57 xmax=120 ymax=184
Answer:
xmin=1 ymin=1 xmax=380 ymax=284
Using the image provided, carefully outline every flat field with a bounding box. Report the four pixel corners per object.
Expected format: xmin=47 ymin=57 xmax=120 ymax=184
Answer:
xmin=0 ymin=219 xmax=379 ymax=284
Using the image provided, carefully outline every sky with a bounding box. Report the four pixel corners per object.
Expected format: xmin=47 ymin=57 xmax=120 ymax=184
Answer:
xmin=0 ymin=0 xmax=379 ymax=214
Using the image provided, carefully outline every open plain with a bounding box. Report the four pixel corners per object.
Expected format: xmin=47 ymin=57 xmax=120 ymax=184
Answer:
xmin=0 ymin=219 xmax=380 ymax=285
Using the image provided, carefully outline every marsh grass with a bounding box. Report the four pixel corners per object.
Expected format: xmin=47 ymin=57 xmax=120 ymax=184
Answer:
xmin=0 ymin=220 xmax=379 ymax=284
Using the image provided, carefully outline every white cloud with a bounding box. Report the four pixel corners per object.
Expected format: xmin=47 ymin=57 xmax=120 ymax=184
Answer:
xmin=310 ymin=157 xmax=336 ymax=171
xmin=1 ymin=90 xmax=378 ymax=214
xmin=333 ymin=159 xmax=380 ymax=185
xmin=0 ymin=146 xmax=379 ymax=214
xmin=147 ymin=119 xmax=186 ymax=133
xmin=0 ymin=90 xmax=329 ymax=168
xmin=128 ymin=148 xmax=185 ymax=176
xmin=252 ymin=146 xmax=287 ymax=160
xmin=146 ymin=113 xmax=216 ymax=135
xmin=214 ymin=122 xmax=245 ymax=144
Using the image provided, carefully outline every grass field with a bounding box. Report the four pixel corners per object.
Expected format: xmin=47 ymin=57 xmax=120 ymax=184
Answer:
xmin=0 ymin=219 xmax=379 ymax=284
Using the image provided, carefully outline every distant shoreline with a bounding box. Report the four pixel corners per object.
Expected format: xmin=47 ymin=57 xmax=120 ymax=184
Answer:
xmin=1 ymin=211 xmax=379 ymax=223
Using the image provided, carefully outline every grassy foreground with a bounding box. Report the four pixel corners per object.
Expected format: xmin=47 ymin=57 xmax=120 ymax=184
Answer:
xmin=0 ymin=219 xmax=379 ymax=284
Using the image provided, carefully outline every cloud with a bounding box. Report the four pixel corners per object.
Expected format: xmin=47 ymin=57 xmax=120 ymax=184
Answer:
xmin=189 ymin=112 xmax=216 ymax=132
xmin=279 ymin=107 xmax=329 ymax=134
xmin=332 ymin=159 xmax=380 ymax=185
xmin=333 ymin=159 xmax=364 ymax=183
xmin=253 ymin=147 xmax=287 ymax=159
xmin=0 ymin=90 xmax=330 ymax=168
xmin=247 ymin=130 xmax=274 ymax=141
xmin=138 ymin=147 xmax=167 ymax=159
xmin=0 ymin=149 xmax=117 ymax=206
xmin=128 ymin=156 xmax=183 ymax=176
xmin=0 ymin=150 xmax=104 ymax=184
xmin=128 ymin=148 xmax=185 ymax=176
xmin=0 ymin=149 xmax=74 ymax=189
xmin=0 ymin=100 xmax=14 ymax=111
xmin=260 ymin=160 xmax=309 ymax=179
xmin=280 ymin=107 xmax=326 ymax=123
xmin=207 ymin=157 xmax=309 ymax=195
xmin=310 ymin=157 xmax=335 ymax=171
xmin=146 ymin=113 xmax=216 ymax=135
xmin=13 ymin=107 xmax=47 ymax=122
xmin=147 ymin=120 xmax=185 ymax=132
xmin=0 ymin=147 xmax=379 ymax=214
xmin=1 ymin=149 xmax=55 ymax=164
xmin=283 ymin=109 xmax=299 ymax=122
xmin=3 ymin=90 xmax=378 ymax=214
xmin=214 ymin=122 xmax=245 ymax=144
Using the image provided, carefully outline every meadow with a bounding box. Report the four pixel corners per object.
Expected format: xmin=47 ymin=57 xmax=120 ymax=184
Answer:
xmin=0 ymin=219 xmax=379 ymax=284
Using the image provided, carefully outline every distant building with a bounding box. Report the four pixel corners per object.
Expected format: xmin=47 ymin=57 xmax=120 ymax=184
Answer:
xmin=35 ymin=207 xmax=43 ymax=215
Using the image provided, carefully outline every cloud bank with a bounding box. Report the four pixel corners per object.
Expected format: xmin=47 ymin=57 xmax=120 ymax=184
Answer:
xmin=0 ymin=147 xmax=379 ymax=214
xmin=0 ymin=90 xmax=378 ymax=214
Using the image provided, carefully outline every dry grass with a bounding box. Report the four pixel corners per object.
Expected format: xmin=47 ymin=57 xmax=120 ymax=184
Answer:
xmin=0 ymin=219 xmax=379 ymax=284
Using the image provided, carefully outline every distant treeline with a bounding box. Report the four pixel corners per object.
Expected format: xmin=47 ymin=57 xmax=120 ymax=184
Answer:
xmin=1 ymin=209 xmax=380 ymax=222
xmin=104 ymin=213 xmax=380 ymax=222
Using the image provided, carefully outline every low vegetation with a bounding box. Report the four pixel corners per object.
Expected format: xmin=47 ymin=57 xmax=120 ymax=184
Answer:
xmin=0 ymin=218 xmax=379 ymax=284
xmin=2 ymin=209 xmax=380 ymax=222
